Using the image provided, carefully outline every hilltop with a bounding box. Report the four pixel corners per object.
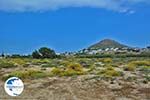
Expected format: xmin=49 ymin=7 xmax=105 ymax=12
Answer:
xmin=77 ymin=39 xmax=149 ymax=55
xmin=89 ymin=39 xmax=128 ymax=50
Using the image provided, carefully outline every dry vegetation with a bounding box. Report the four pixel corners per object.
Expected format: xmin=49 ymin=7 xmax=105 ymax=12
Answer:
xmin=0 ymin=57 xmax=150 ymax=100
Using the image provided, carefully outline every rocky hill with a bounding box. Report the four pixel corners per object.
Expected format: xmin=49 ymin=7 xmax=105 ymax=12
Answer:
xmin=89 ymin=39 xmax=128 ymax=50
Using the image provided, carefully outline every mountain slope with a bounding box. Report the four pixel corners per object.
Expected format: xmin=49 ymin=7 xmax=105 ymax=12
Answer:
xmin=89 ymin=39 xmax=128 ymax=49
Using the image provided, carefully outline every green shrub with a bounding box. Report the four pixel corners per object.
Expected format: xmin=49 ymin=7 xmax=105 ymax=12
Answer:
xmin=28 ymin=70 xmax=48 ymax=79
xmin=140 ymin=66 xmax=150 ymax=74
xmin=3 ymin=70 xmax=48 ymax=80
xmin=0 ymin=60 xmax=17 ymax=68
xmin=9 ymin=58 xmax=27 ymax=66
xmin=145 ymin=75 xmax=150 ymax=81
xmin=140 ymin=66 xmax=150 ymax=71
xmin=67 ymin=63 xmax=83 ymax=72
xmin=61 ymin=70 xmax=84 ymax=76
xmin=143 ymin=80 xmax=148 ymax=84
xmin=102 ymin=58 xmax=113 ymax=63
xmin=123 ymin=61 xmax=146 ymax=71
xmin=128 ymin=61 xmax=150 ymax=67
xmin=51 ymin=68 xmax=63 ymax=75
xmin=126 ymin=76 xmax=137 ymax=81
xmin=88 ymin=66 xmax=96 ymax=73
xmin=60 ymin=61 xmax=70 ymax=66
xmin=32 ymin=59 xmax=50 ymax=65
xmin=78 ymin=59 xmax=91 ymax=68
xmin=124 ymin=61 xmax=150 ymax=71
xmin=124 ymin=66 xmax=136 ymax=71
xmin=98 ymin=67 xmax=121 ymax=77
xmin=51 ymin=63 xmax=85 ymax=76
xmin=106 ymin=67 xmax=114 ymax=70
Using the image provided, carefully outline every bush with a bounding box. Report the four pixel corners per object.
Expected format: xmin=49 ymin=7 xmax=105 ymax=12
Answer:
xmin=78 ymin=59 xmax=91 ymax=68
xmin=67 ymin=63 xmax=83 ymax=72
xmin=99 ymin=58 xmax=113 ymax=63
xmin=126 ymin=76 xmax=137 ymax=81
xmin=123 ymin=60 xmax=150 ymax=71
xmin=32 ymin=50 xmax=41 ymax=59
xmin=124 ymin=66 xmax=136 ymax=71
xmin=88 ymin=66 xmax=96 ymax=73
xmin=128 ymin=61 xmax=150 ymax=67
xmin=3 ymin=70 xmax=48 ymax=80
xmin=51 ymin=63 xmax=85 ymax=76
xmin=61 ymin=70 xmax=84 ymax=76
xmin=140 ymin=66 xmax=150 ymax=74
xmin=41 ymin=61 xmax=58 ymax=67
xmin=32 ymin=59 xmax=50 ymax=65
xmin=32 ymin=47 xmax=56 ymax=59
xmin=9 ymin=58 xmax=27 ymax=66
xmin=98 ymin=67 xmax=122 ymax=77
xmin=145 ymin=75 xmax=150 ymax=81
xmin=104 ymin=58 xmax=113 ymax=63
xmin=60 ymin=61 xmax=70 ymax=66
xmin=51 ymin=68 xmax=62 ymax=75
xmin=0 ymin=60 xmax=17 ymax=68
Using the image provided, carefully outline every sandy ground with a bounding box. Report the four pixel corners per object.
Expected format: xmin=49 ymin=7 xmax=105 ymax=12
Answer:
xmin=0 ymin=75 xmax=150 ymax=100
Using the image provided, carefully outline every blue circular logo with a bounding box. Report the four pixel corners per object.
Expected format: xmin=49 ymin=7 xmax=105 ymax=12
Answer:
xmin=4 ymin=77 xmax=24 ymax=96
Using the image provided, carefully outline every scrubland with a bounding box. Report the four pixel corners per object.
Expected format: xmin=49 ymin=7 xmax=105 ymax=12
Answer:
xmin=0 ymin=57 xmax=150 ymax=100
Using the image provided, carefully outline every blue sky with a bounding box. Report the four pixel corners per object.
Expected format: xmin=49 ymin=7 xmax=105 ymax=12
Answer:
xmin=0 ymin=0 xmax=150 ymax=54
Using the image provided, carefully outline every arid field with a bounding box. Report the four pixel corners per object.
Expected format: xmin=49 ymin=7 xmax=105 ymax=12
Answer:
xmin=0 ymin=57 xmax=150 ymax=100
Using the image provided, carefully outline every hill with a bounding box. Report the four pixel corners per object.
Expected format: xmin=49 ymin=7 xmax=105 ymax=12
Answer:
xmin=89 ymin=39 xmax=128 ymax=50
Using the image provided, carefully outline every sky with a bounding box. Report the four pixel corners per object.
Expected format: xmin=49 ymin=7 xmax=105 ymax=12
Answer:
xmin=0 ymin=0 xmax=150 ymax=54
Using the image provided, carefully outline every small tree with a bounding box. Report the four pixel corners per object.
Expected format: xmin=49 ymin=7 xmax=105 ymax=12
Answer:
xmin=1 ymin=53 xmax=5 ymax=58
xmin=32 ymin=50 xmax=41 ymax=59
xmin=39 ymin=47 xmax=56 ymax=58
xmin=32 ymin=47 xmax=56 ymax=59
xmin=147 ymin=46 xmax=150 ymax=49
